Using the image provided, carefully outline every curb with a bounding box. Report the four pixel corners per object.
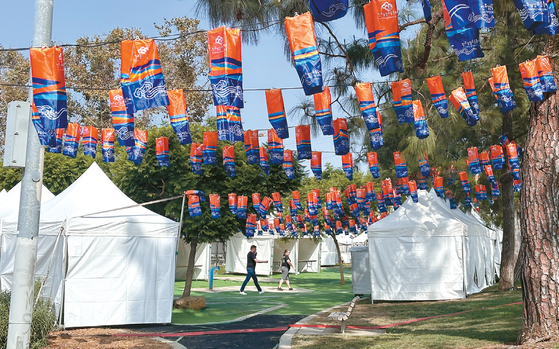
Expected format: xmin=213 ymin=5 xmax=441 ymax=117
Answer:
xmin=277 ymin=300 xmax=354 ymax=349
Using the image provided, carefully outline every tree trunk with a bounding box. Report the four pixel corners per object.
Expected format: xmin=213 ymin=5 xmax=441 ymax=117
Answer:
xmin=182 ymin=237 xmax=198 ymax=298
xmin=517 ymin=91 xmax=559 ymax=343
xmin=331 ymin=234 xmax=345 ymax=285
xmin=499 ymin=110 xmax=519 ymax=290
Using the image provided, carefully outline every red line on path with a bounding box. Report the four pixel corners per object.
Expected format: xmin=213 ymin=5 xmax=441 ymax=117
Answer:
xmin=114 ymin=327 xmax=289 ymax=338
xmin=290 ymin=301 xmax=522 ymax=330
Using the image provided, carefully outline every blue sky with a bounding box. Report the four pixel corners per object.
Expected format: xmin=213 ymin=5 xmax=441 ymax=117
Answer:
xmin=0 ymin=0 xmax=420 ymax=170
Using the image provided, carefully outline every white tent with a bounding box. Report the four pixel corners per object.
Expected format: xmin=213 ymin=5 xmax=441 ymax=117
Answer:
xmin=349 ymin=246 xmax=370 ymax=295
xmin=367 ymin=190 xmax=496 ymax=301
xmin=1 ymin=163 xmax=179 ymax=328
xmin=297 ymin=237 xmax=321 ymax=272
xmin=226 ymin=233 xmax=274 ymax=276
xmin=273 ymin=237 xmax=298 ymax=274
xmin=321 ymin=234 xmax=354 ymax=266
xmin=175 ymin=240 xmax=211 ymax=280
xmin=0 ymin=182 xmax=56 ymax=293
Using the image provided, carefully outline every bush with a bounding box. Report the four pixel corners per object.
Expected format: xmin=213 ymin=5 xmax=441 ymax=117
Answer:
xmin=0 ymin=280 xmax=56 ymax=349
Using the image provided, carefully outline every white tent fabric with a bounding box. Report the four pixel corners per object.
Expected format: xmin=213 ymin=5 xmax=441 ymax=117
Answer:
xmin=226 ymin=233 xmax=274 ymax=276
xmin=349 ymin=246 xmax=371 ymax=295
xmin=353 ymin=232 xmax=368 ymax=245
xmin=0 ymin=183 xmax=57 ymax=296
xmin=321 ymin=235 xmax=353 ymax=266
xmin=367 ymin=190 xmax=496 ymax=301
xmin=175 ymin=240 xmax=211 ymax=280
xmin=297 ymin=237 xmax=320 ymax=272
xmin=1 ymin=163 xmax=179 ymax=328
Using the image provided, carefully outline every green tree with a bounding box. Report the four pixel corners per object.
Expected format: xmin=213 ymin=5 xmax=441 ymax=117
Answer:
xmin=112 ymin=123 xmax=305 ymax=299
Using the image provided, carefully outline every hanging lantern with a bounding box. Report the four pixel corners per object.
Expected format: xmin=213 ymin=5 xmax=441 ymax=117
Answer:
xmin=413 ymin=100 xmax=429 ymax=139
xmin=261 ymin=196 xmax=272 ymax=218
xmin=82 ymin=126 xmax=98 ymax=159
xmin=120 ymin=39 xmax=169 ymax=113
xmin=461 ymin=72 xmax=480 ymax=116
xmin=132 ymin=129 xmax=148 ymax=166
xmin=295 ymin=125 xmax=312 ymax=159
xmin=237 ymin=195 xmax=248 ymax=219
xmin=246 ymin=214 xmax=257 ymax=237
xmin=480 ymin=150 xmax=491 ymax=168
xmin=342 ymin=153 xmax=353 ymax=180
xmin=223 ymin=145 xmax=236 ymax=177
xmin=369 ymin=122 xmax=384 ymax=150
xmin=188 ymin=194 xmax=203 ymax=217
xmin=426 ymin=75 xmax=449 ymax=119
xmin=519 ymin=59 xmax=545 ymax=102
xmin=268 ymin=129 xmax=284 ymax=165
xmin=62 ymin=123 xmax=81 ymax=158
xmin=536 ymin=55 xmax=557 ymax=92
xmin=190 ymin=142 xmax=203 ymax=175
xmin=48 ymin=128 xmax=64 ymax=154
xmin=109 ymin=89 xmax=135 ymax=148
xmin=433 ymin=175 xmax=444 ymax=198
xmin=259 ymin=147 xmax=270 ymax=175
xmin=167 ymin=89 xmax=192 ymax=144
xmin=459 ymin=171 xmax=471 ymax=193
xmin=308 ymin=0 xmax=348 ymax=22
xmin=29 ymin=46 xmax=68 ymax=147
xmin=333 ymin=118 xmax=350 ymax=155
xmin=265 ymin=89 xmax=289 ymax=138
xmin=285 ymin=12 xmax=323 ymax=95
xmin=207 ymin=27 xmax=243 ymax=108
xmin=203 ymin=131 xmax=218 ymax=165
xmin=449 ymin=87 xmax=477 ymax=126
xmin=418 ymin=152 xmax=430 ymax=177
xmin=468 ymin=147 xmax=481 ymax=174
xmin=475 ymin=184 xmax=487 ymax=201
xmin=314 ymin=86 xmax=335 ymax=135
xmin=155 ymin=136 xmax=170 ymax=167
xmin=484 ymin=164 xmax=497 ymax=184
xmin=393 ymin=151 xmax=408 ymax=178
xmin=311 ymin=151 xmax=322 ymax=180
xmin=355 ymin=82 xmax=379 ymax=130
xmin=228 ymin=193 xmax=238 ymax=215
xmin=283 ymin=149 xmax=295 ymax=179
xmin=441 ymin=1 xmax=484 ymax=61
xmin=363 ymin=0 xmax=403 ymax=76
xmin=490 ymin=145 xmax=505 ymax=170
xmin=210 ymin=194 xmax=221 ymax=219
xmin=409 ymin=180 xmax=418 ymax=203
xmin=391 ymin=79 xmax=413 ymax=124
xmin=100 ymin=128 xmax=115 ymax=163
xmin=272 ymin=192 xmax=283 ymax=213
xmin=367 ymin=152 xmax=380 ymax=178
xmin=490 ymin=66 xmax=517 ymax=113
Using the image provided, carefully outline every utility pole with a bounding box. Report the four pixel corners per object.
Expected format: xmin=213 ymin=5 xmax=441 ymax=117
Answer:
xmin=7 ymin=0 xmax=53 ymax=348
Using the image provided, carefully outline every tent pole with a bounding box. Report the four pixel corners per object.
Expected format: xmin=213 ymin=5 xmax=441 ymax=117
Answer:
xmin=176 ymin=195 xmax=186 ymax=254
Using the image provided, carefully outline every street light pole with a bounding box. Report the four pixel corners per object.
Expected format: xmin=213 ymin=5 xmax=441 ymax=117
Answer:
xmin=7 ymin=1 xmax=53 ymax=348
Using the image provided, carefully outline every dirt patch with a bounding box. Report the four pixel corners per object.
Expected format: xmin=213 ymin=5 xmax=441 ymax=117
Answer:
xmin=45 ymin=328 xmax=172 ymax=349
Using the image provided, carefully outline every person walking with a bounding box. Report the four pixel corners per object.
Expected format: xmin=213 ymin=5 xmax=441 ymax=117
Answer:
xmin=240 ymin=245 xmax=268 ymax=295
xmin=278 ymin=249 xmax=296 ymax=291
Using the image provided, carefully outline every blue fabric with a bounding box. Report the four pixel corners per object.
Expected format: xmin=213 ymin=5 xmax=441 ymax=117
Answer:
xmin=512 ymin=0 xmax=550 ymax=31
xmin=308 ymin=0 xmax=348 ymax=22
xmin=414 ymin=120 xmax=429 ymax=139
xmin=495 ymin=89 xmax=517 ymax=113
xmin=210 ymin=73 xmax=244 ymax=108
xmin=240 ymin=268 xmax=262 ymax=292
xmin=372 ymin=43 xmax=404 ymax=77
xmin=369 ymin=129 xmax=384 ymax=150
xmin=467 ymin=0 xmax=495 ymax=27
xmin=422 ymin=0 xmax=433 ymax=21
xmin=447 ymin=27 xmax=484 ymax=62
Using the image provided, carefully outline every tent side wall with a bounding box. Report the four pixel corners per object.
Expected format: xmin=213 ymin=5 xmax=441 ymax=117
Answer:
xmin=175 ymin=240 xmax=211 ymax=280
xmin=369 ymin=236 xmax=466 ymax=301
xmin=273 ymin=239 xmax=298 ymax=274
xmin=297 ymin=238 xmax=321 ymax=272
xmin=225 ymin=235 xmax=273 ymax=276
xmin=350 ymin=246 xmax=370 ymax=295
xmin=63 ymin=234 xmax=177 ymax=327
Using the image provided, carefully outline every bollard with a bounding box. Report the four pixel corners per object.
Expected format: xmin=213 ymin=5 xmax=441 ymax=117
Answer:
xmin=209 ymin=267 xmax=220 ymax=290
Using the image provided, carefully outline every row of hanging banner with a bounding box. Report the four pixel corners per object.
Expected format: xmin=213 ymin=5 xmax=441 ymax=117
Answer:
xmin=28 ymin=39 xmax=556 ymax=163
xmin=182 ymin=132 xmax=522 ymax=238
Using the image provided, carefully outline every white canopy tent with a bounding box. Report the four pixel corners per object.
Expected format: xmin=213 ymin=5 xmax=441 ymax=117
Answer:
xmin=1 ymin=163 xmax=179 ymax=328
xmin=297 ymin=237 xmax=321 ymax=272
xmin=175 ymin=240 xmax=211 ymax=280
xmin=367 ymin=190 xmax=497 ymax=301
xmin=0 ymin=182 xmax=56 ymax=293
xmin=349 ymin=246 xmax=370 ymax=295
xmin=321 ymin=234 xmax=354 ymax=266
xmin=226 ymin=233 xmax=274 ymax=276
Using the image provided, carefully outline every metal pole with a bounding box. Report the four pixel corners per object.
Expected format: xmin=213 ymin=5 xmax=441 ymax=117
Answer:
xmin=7 ymin=1 xmax=52 ymax=348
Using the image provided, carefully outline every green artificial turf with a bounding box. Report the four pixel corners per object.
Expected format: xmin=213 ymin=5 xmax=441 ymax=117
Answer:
xmin=172 ymin=268 xmax=354 ymax=324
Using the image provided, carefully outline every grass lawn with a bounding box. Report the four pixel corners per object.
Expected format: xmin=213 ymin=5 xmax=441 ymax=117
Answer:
xmin=172 ymin=267 xmax=354 ymax=324
xmin=292 ymin=285 xmax=538 ymax=349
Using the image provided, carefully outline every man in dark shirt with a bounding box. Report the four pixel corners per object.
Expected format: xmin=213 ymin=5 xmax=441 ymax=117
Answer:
xmin=240 ymin=245 xmax=268 ymax=295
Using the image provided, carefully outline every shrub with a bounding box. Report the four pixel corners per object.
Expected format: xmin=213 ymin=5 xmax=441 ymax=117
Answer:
xmin=0 ymin=280 xmax=56 ymax=349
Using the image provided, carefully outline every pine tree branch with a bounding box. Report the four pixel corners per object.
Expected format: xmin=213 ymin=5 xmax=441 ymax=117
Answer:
xmin=413 ymin=9 xmax=443 ymax=70
xmin=319 ymin=51 xmax=347 ymax=59
xmin=399 ymin=18 xmax=426 ymax=32
xmin=318 ymin=21 xmax=354 ymax=73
